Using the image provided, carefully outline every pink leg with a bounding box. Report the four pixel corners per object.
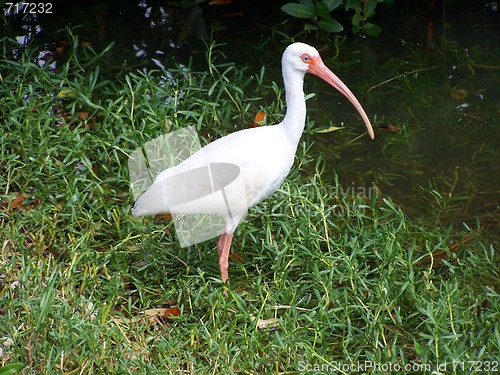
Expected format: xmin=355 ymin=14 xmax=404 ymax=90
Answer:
xmin=217 ymin=231 xmax=233 ymax=284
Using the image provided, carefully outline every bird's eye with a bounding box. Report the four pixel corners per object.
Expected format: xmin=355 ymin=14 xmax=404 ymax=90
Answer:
xmin=301 ymin=54 xmax=310 ymax=62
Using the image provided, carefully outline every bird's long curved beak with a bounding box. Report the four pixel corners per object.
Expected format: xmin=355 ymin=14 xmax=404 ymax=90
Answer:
xmin=309 ymin=57 xmax=375 ymax=139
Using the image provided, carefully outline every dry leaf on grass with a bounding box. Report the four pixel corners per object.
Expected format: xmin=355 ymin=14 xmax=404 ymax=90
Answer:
xmin=250 ymin=317 xmax=279 ymax=330
xmin=250 ymin=111 xmax=266 ymax=128
xmin=112 ymin=306 xmax=181 ymax=327
xmin=2 ymin=192 xmax=40 ymax=211
xmin=144 ymin=307 xmax=181 ymax=325
xmin=0 ymin=336 xmax=15 ymax=359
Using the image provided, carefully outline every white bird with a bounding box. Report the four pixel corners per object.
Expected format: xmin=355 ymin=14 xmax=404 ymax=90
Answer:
xmin=133 ymin=42 xmax=374 ymax=287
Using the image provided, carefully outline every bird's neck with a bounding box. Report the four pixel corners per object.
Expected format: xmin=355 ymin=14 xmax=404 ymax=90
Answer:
xmin=281 ymin=70 xmax=307 ymax=145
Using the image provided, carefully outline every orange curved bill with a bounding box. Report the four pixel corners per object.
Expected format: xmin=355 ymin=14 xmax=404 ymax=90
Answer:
xmin=308 ymin=57 xmax=375 ymax=139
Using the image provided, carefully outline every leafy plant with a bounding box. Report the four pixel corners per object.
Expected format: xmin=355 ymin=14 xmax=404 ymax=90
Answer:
xmin=281 ymin=0 xmax=386 ymax=37
xmin=281 ymin=0 xmax=345 ymax=33
xmin=345 ymin=0 xmax=384 ymax=37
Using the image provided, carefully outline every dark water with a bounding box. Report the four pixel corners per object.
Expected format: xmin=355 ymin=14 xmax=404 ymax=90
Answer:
xmin=4 ymin=0 xmax=500 ymax=230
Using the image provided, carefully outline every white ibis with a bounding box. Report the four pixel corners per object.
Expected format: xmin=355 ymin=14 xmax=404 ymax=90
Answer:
xmin=133 ymin=42 xmax=374 ymax=287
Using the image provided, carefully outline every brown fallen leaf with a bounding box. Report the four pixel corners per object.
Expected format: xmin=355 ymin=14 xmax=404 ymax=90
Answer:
xmin=2 ymin=192 xmax=40 ymax=211
xmin=414 ymin=235 xmax=473 ymax=268
xmin=229 ymin=251 xmax=244 ymax=262
xmin=113 ymin=305 xmax=181 ymax=327
xmin=155 ymin=213 xmax=173 ymax=221
xmin=7 ymin=193 xmax=27 ymax=210
xmin=378 ymin=124 xmax=401 ymax=132
xmin=163 ymin=307 xmax=181 ymax=319
xmin=144 ymin=307 xmax=180 ymax=325
xmin=250 ymin=111 xmax=266 ymax=128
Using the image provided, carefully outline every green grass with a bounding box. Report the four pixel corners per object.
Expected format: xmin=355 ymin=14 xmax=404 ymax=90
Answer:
xmin=1 ymin=34 xmax=499 ymax=374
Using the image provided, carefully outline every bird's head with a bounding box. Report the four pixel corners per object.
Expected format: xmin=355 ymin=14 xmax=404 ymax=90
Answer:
xmin=282 ymin=42 xmax=375 ymax=139
xmin=282 ymin=42 xmax=321 ymax=73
